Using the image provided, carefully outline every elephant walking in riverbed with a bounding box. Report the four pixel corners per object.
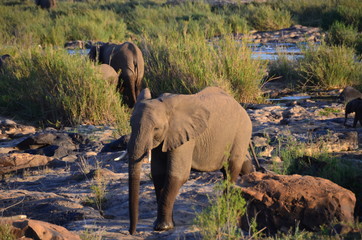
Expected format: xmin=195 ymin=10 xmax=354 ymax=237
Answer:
xmin=345 ymin=98 xmax=362 ymax=128
xmin=89 ymin=42 xmax=144 ymax=108
xmin=128 ymin=87 xmax=254 ymax=234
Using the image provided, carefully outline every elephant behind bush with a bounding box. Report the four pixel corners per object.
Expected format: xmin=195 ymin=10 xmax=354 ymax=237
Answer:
xmin=89 ymin=42 xmax=144 ymax=108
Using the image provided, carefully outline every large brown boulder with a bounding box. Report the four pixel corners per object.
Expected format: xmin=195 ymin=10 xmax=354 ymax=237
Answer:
xmin=0 ymin=153 xmax=53 ymax=174
xmin=239 ymin=172 xmax=356 ymax=235
xmin=0 ymin=217 xmax=80 ymax=240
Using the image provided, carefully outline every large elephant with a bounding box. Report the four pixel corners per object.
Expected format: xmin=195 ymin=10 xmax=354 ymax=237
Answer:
xmin=35 ymin=0 xmax=56 ymax=9
xmin=128 ymin=87 xmax=254 ymax=234
xmin=344 ymin=98 xmax=362 ymax=127
xmin=89 ymin=42 xmax=144 ymax=108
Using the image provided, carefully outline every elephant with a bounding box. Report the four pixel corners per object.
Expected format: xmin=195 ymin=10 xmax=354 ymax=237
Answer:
xmin=89 ymin=42 xmax=144 ymax=108
xmin=0 ymin=54 xmax=10 ymax=69
xmin=95 ymin=64 xmax=119 ymax=86
xmin=128 ymin=87 xmax=255 ymax=234
xmin=339 ymin=86 xmax=362 ymax=104
xmin=35 ymin=0 xmax=56 ymax=9
xmin=344 ymin=98 xmax=362 ymax=128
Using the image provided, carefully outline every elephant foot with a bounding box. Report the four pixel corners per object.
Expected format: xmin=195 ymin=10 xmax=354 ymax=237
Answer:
xmin=153 ymin=218 xmax=174 ymax=231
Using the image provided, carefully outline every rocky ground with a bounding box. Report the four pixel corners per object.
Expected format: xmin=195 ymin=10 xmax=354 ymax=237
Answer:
xmin=0 ymin=81 xmax=361 ymax=239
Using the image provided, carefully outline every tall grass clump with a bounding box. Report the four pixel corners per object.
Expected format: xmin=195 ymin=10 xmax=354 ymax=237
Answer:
xmin=0 ymin=224 xmax=16 ymax=240
xmin=326 ymin=21 xmax=359 ymax=47
xmin=0 ymin=47 xmax=130 ymax=133
xmin=298 ymin=43 xmax=362 ymax=89
xmin=246 ymin=4 xmax=293 ymax=31
xmin=194 ymin=166 xmax=247 ymax=239
xmin=142 ymin=32 xmax=266 ymax=103
xmin=267 ymin=54 xmax=301 ymax=87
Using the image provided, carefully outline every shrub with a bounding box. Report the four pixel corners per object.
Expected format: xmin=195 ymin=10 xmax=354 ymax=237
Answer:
xmin=326 ymin=21 xmax=359 ymax=47
xmin=142 ymin=33 xmax=267 ymax=103
xmin=0 ymin=46 xmax=130 ymax=133
xmin=298 ymin=43 xmax=362 ymax=89
xmin=267 ymin=54 xmax=301 ymax=86
xmin=194 ymin=168 xmax=247 ymax=239
xmin=246 ymin=4 xmax=293 ymax=31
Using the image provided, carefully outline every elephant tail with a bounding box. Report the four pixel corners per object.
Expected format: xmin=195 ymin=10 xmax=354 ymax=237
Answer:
xmin=249 ymin=141 xmax=261 ymax=170
xmin=249 ymin=141 xmax=275 ymax=174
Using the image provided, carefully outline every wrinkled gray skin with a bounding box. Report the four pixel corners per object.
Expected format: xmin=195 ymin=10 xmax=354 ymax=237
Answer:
xmin=128 ymin=87 xmax=254 ymax=235
xmin=345 ymin=98 xmax=362 ymax=127
xmin=89 ymin=42 xmax=144 ymax=108
xmin=0 ymin=54 xmax=10 ymax=69
xmin=339 ymin=86 xmax=362 ymax=104
xmin=35 ymin=0 xmax=56 ymax=9
xmin=95 ymin=64 xmax=119 ymax=86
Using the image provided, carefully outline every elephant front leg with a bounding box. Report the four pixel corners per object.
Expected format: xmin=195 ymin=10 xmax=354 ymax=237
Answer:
xmin=153 ymin=144 xmax=193 ymax=231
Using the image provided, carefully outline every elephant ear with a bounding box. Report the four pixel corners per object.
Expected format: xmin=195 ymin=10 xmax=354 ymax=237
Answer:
xmin=137 ymin=88 xmax=152 ymax=103
xmin=162 ymin=97 xmax=210 ymax=152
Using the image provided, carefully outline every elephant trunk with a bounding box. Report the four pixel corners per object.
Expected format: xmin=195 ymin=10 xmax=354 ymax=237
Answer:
xmin=128 ymin=135 xmax=151 ymax=235
xmin=129 ymin=155 xmax=142 ymax=235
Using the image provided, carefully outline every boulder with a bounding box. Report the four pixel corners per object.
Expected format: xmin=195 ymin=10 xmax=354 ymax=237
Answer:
xmin=0 ymin=218 xmax=81 ymax=240
xmin=0 ymin=190 xmax=103 ymax=225
xmin=15 ymin=132 xmax=84 ymax=158
xmin=239 ymin=172 xmax=356 ymax=235
xmin=0 ymin=153 xmax=53 ymax=174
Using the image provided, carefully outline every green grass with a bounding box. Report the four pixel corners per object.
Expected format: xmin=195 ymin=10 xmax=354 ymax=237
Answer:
xmin=194 ymin=163 xmax=247 ymax=240
xmin=298 ymin=43 xmax=362 ymax=89
xmin=0 ymin=224 xmax=16 ymax=240
xmin=0 ymin=2 xmax=127 ymax=47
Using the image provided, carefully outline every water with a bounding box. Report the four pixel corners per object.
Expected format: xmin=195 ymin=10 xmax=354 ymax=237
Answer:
xmin=67 ymin=41 xmax=309 ymax=60
xmin=249 ymin=42 xmax=307 ymax=60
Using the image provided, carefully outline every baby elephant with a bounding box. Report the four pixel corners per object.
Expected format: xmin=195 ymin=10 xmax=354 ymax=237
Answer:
xmin=344 ymin=98 xmax=362 ymax=128
xmin=339 ymin=86 xmax=362 ymax=104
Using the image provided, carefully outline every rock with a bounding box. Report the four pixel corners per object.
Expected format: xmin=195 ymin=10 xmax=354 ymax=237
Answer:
xmin=0 ymin=118 xmax=36 ymax=139
xmin=0 ymin=190 xmax=103 ymax=225
xmin=101 ymin=134 xmax=130 ymax=152
xmin=15 ymin=132 xmax=84 ymax=158
xmin=239 ymin=172 xmax=356 ymax=235
xmin=0 ymin=153 xmax=54 ymax=174
xmin=0 ymin=218 xmax=81 ymax=240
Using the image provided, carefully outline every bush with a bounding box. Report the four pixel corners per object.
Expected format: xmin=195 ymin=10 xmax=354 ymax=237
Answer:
xmin=194 ymin=169 xmax=247 ymax=239
xmin=267 ymin=54 xmax=301 ymax=86
xmin=326 ymin=21 xmax=359 ymax=47
xmin=298 ymin=43 xmax=362 ymax=89
xmin=0 ymin=47 xmax=130 ymax=133
xmin=246 ymin=4 xmax=293 ymax=31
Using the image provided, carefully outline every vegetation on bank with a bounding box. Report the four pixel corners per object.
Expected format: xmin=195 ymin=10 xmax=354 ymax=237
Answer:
xmin=1 ymin=0 xmax=362 ymax=129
